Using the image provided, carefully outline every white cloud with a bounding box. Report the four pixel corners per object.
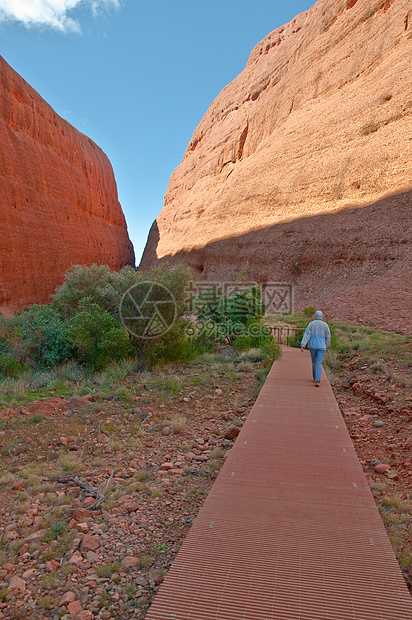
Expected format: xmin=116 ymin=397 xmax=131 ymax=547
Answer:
xmin=0 ymin=0 xmax=120 ymax=32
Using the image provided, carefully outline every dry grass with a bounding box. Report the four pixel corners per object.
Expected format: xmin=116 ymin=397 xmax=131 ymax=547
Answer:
xmin=171 ymin=414 xmax=186 ymax=434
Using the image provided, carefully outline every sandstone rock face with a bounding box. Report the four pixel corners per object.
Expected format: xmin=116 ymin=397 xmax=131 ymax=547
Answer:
xmin=0 ymin=56 xmax=134 ymax=313
xmin=141 ymin=0 xmax=412 ymax=332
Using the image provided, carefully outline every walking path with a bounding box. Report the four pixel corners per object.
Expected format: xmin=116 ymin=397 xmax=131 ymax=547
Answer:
xmin=146 ymin=347 xmax=412 ymax=619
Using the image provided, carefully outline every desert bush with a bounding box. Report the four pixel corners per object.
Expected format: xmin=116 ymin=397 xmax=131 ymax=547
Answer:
xmin=0 ymin=352 xmax=28 ymax=377
xmin=303 ymin=306 xmax=316 ymax=317
xmin=190 ymin=285 xmax=281 ymax=365
xmin=142 ymin=320 xmax=193 ymax=368
xmin=195 ymin=285 xmax=265 ymax=338
xmin=52 ymin=264 xmax=116 ymax=318
xmin=11 ymin=305 xmax=72 ymax=368
xmin=67 ymin=301 xmax=133 ymax=370
xmin=0 ymin=264 xmax=199 ymax=375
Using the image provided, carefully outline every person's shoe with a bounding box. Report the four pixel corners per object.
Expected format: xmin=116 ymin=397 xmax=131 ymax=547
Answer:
xmin=314 ymin=381 xmax=320 ymax=387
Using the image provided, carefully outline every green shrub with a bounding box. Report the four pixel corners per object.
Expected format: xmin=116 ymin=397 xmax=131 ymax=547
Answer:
xmin=0 ymin=353 xmax=28 ymax=377
xmin=67 ymin=301 xmax=133 ymax=370
xmin=303 ymin=306 xmax=316 ymax=317
xmin=12 ymin=305 xmax=72 ymax=368
xmin=257 ymin=337 xmax=281 ymax=365
xmin=52 ymin=264 xmax=116 ymax=318
xmin=196 ymin=286 xmax=265 ymax=337
xmin=142 ymin=320 xmax=192 ymax=367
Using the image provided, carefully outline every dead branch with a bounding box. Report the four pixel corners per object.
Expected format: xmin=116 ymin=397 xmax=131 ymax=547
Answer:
xmin=56 ymin=470 xmax=114 ymax=509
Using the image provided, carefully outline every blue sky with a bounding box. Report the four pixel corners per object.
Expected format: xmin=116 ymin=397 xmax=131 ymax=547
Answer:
xmin=0 ymin=0 xmax=314 ymax=263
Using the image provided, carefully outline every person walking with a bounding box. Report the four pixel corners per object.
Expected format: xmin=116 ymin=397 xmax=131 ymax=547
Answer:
xmin=300 ymin=310 xmax=331 ymax=386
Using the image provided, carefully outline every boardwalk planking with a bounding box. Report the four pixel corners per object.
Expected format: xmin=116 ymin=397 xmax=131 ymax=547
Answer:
xmin=145 ymin=347 xmax=412 ymax=620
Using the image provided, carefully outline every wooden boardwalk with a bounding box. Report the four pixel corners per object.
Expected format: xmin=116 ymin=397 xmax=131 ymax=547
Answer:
xmin=146 ymin=347 xmax=412 ymax=620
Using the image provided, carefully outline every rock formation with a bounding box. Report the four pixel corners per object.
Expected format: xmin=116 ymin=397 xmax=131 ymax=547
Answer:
xmin=141 ymin=0 xmax=412 ymax=333
xmin=0 ymin=55 xmax=135 ymax=313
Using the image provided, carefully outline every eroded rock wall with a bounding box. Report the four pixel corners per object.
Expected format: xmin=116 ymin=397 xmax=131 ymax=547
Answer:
xmin=0 ymin=55 xmax=135 ymax=313
xmin=141 ymin=0 xmax=412 ymax=331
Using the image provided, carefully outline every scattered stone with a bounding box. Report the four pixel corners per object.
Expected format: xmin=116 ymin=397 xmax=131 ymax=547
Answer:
xmin=68 ymin=552 xmax=83 ymax=565
xmin=82 ymin=497 xmax=95 ymax=508
xmin=374 ymin=463 xmax=391 ymax=474
xmin=404 ymin=436 xmax=412 ymax=449
xmin=374 ymin=420 xmax=384 ymax=427
xmin=68 ymin=599 xmax=82 ymax=617
xmin=77 ymin=611 xmax=93 ymax=620
xmin=73 ymin=508 xmax=89 ymax=521
xmin=224 ymin=426 xmax=240 ymax=440
xmin=59 ymin=591 xmax=76 ymax=607
xmin=11 ymin=479 xmax=25 ymax=491
xmin=25 ymin=529 xmax=46 ymax=544
xmin=159 ymin=463 xmax=174 ymax=471
xmin=121 ymin=502 xmax=139 ymax=513
xmin=121 ymin=556 xmax=140 ymax=570
xmin=45 ymin=560 xmax=59 ymax=572
xmin=8 ymin=576 xmax=26 ymax=592
xmin=80 ymin=535 xmax=100 ymax=552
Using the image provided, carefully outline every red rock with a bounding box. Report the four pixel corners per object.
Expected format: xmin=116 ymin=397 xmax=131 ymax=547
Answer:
xmin=159 ymin=462 xmax=174 ymax=470
xmin=25 ymin=529 xmax=46 ymax=544
xmin=3 ymin=564 xmax=16 ymax=573
xmin=404 ymin=436 xmax=412 ymax=449
xmin=11 ymin=479 xmax=26 ymax=491
xmin=140 ymin=0 xmax=412 ymax=334
xmin=22 ymin=569 xmax=37 ymax=579
xmin=59 ymin=591 xmax=76 ymax=607
xmin=374 ymin=463 xmax=391 ymax=474
xmin=82 ymin=497 xmax=95 ymax=508
xmin=32 ymin=516 xmax=43 ymax=530
xmin=122 ymin=502 xmax=140 ymax=513
xmin=80 ymin=535 xmax=100 ymax=552
xmin=77 ymin=523 xmax=89 ymax=534
xmin=45 ymin=560 xmax=59 ymax=572
xmin=8 ymin=576 xmax=26 ymax=592
xmin=121 ymin=556 xmax=140 ymax=570
xmin=224 ymin=426 xmax=241 ymax=440
xmin=68 ymin=552 xmax=83 ymax=564
xmin=77 ymin=612 xmax=93 ymax=620
xmin=0 ymin=55 xmax=134 ymax=314
xmin=73 ymin=508 xmax=89 ymax=522
xmin=68 ymin=600 xmax=83 ymax=617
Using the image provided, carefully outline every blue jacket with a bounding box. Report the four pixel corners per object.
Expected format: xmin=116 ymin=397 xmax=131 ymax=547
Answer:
xmin=301 ymin=319 xmax=331 ymax=350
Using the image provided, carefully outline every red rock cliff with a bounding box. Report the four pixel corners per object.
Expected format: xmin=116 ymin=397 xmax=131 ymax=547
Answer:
xmin=0 ymin=55 xmax=135 ymax=313
xmin=141 ymin=0 xmax=412 ymax=332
